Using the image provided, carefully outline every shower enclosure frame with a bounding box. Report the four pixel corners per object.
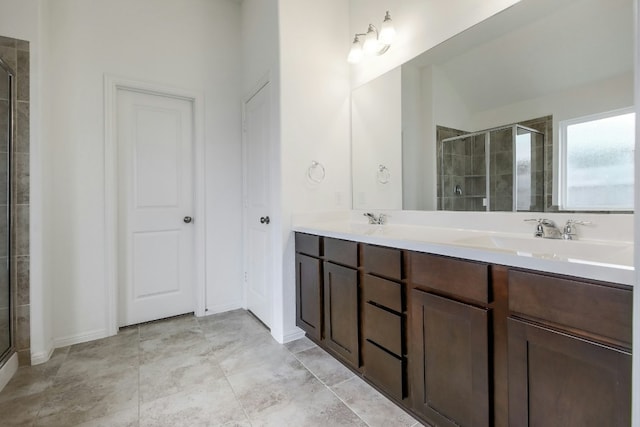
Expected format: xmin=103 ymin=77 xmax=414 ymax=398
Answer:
xmin=440 ymin=123 xmax=544 ymax=211
xmin=0 ymin=57 xmax=14 ymax=368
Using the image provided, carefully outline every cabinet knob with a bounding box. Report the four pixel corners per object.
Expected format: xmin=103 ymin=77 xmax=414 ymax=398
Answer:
xmin=260 ymin=216 xmax=270 ymax=225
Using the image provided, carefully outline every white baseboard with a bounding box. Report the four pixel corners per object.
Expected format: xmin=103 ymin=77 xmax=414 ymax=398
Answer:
xmin=31 ymin=344 xmax=55 ymax=366
xmin=201 ymin=301 xmax=243 ymax=317
xmin=53 ymin=328 xmax=109 ymax=348
xmin=0 ymin=353 xmax=18 ymax=393
xmin=282 ymin=327 xmax=305 ymax=344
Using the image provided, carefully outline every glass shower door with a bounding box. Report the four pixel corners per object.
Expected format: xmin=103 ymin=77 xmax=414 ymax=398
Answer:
xmin=0 ymin=60 xmax=12 ymax=361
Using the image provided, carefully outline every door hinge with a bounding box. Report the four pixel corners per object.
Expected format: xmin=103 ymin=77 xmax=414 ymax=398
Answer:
xmin=244 ymin=271 xmax=248 ymax=282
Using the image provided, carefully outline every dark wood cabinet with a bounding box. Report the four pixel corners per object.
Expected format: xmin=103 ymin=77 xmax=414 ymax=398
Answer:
xmin=507 ymin=270 xmax=632 ymax=427
xmin=323 ymin=261 xmax=359 ymax=367
xmin=508 ymin=318 xmax=631 ymax=427
xmin=410 ymin=289 xmax=490 ymax=427
xmin=295 ymin=253 xmax=322 ymax=341
xmin=294 ymin=233 xmax=633 ymax=427
xmin=361 ymin=245 xmax=407 ymax=400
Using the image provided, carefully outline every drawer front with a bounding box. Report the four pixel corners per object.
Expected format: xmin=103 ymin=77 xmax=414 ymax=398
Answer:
xmin=295 ymin=233 xmax=321 ymax=257
xmin=363 ymin=340 xmax=405 ymax=400
xmin=363 ymin=303 xmax=402 ymax=355
xmin=410 ymin=252 xmax=489 ymax=304
xmin=509 ymin=270 xmax=632 ymax=347
xmin=324 ymin=238 xmax=358 ymax=268
xmin=363 ymin=274 xmax=402 ymax=313
xmin=362 ymin=244 xmax=402 ymax=280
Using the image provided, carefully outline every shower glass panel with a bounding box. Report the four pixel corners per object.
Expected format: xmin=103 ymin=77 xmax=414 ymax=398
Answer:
xmin=439 ymin=123 xmax=544 ymax=212
xmin=515 ymin=127 xmax=545 ymax=211
xmin=489 ymin=127 xmax=514 ymax=211
xmin=440 ymin=133 xmax=487 ymax=211
xmin=0 ymin=60 xmax=12 ymax=362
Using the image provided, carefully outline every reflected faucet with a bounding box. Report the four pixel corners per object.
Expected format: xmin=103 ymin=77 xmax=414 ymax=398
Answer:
xmin=524 ymin=218 xmax=562 ymax=239
xmin=364 ymin=212 xmax=386 ymax=225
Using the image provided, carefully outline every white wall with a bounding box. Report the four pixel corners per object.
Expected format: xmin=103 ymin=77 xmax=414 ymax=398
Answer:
xmin=352 ymin=67 xmax=402 ymax=210
xmin=278 ymin=0 xmax=352 ymax=341
xmin=348 ymin=0 xmax=521 ymax=88
xmin=45 ymin=0 xmax=243 ymax=345
xmin=0 ymin=0 xmax=48 ymax=364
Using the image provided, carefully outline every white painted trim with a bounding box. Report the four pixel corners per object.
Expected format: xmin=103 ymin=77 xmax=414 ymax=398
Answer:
xmin=103 ymin=74 xmax=207 ymax=334
xmin=202 ymin=301 xmax=243 ymax=317
xmin=30 ymin=345 xmax=55 ymax=366
xmin=282 ymin=328 xmax=305 ymax=344
xmin=0 ymin=353 xmax=18 ymax=393
xmin=53 ymin=328 xmax=109 ymax=348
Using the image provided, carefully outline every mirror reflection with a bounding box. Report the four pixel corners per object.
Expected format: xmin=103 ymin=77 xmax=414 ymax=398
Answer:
xmin=351 ymin=0 xmax=634 ymax=212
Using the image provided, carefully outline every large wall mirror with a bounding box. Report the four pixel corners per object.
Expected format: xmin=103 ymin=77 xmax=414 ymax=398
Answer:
xmin=351 ymin=0 xmax=634 ymax=212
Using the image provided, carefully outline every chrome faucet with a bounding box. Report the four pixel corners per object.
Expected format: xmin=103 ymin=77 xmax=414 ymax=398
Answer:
xmin=525 ymin=218 xmax=562 ymax=239
xmin=364 ymin=212 xmax=386 ymax=225
xmin=561 ymin=219 xmax=591 ymax=240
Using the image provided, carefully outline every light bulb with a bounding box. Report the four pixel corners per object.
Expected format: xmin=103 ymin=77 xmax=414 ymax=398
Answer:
xmin=362 ymin=26 xmax=380 ymax=55
xmin=379 ymin=11 xmax=396 ymax=45
xmin=347 ymin=36 xmax=364 ymax=64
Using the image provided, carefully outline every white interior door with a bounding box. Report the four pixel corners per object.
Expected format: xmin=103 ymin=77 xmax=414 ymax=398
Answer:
xmin=117 ymin=89 xmax=195 ymax=327
xmin=244 ymin=82 xmax=272 ymax=327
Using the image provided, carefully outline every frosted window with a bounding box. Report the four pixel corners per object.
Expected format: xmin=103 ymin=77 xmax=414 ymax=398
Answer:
xmin=562 ymin=111 xmax=634 ymax=210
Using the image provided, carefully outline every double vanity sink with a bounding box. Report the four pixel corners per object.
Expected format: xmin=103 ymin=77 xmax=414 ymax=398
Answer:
xmin=293 ymin=214 xmax=634 ymax=286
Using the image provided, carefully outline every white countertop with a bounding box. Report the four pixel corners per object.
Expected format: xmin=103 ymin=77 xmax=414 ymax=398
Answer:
xmin=292 ymin=213 xmax=634 ymax=286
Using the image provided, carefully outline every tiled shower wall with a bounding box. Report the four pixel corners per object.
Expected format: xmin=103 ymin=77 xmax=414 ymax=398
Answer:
xmin=0 ymin=36 xmax=30 ymax=366
xmin=437 ymin=116 xmax=551 ymax=212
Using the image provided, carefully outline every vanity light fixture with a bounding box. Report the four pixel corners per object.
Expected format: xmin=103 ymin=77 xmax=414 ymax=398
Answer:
xmin=348 ymin=11 xmax=396 ymax=64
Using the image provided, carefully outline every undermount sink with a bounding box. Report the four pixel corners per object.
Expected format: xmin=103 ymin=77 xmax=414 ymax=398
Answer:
xmin=453 ymin=234 xmax=633 ymax=267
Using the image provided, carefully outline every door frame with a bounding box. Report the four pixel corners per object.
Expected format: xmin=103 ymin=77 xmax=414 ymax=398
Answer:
xmin=104 ymin=75 xmax=206 ymax=335
xmin=241 ymin=74 xmax=275 ymax=326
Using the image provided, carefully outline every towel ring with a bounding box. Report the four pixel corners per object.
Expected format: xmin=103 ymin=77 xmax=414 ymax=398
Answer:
xmin=307 ymin=161 xmax=326 ymax=184
xmin=377 ymin=164 xmax=390 ymax=184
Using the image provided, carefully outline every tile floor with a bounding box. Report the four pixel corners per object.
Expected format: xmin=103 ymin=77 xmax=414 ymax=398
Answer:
xmin=0 ymin=310 xmax=421 ymax=426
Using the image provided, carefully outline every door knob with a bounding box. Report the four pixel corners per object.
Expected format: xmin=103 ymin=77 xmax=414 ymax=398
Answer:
xmin=260 ymin=216 xmax=270 ymax=224
xmin=183 ymin=216 xmax=193 ymax=224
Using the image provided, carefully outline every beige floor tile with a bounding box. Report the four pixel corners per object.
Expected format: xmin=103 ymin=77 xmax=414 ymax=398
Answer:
xmin=331 ymin=375 xmax=419 ymax=427
xmin=37 ymin=368 xmax=138 ymax=426
xmin=139 ymin=351 xmax=225 ymax=403
xmin=0 ymin=311 xmax=422 ymax=427
xmin=139 ymin=378 xmax=247 ymax=427
xmin=74 ymin=407 xmax=139 ymax=427
xmin=138 ymin=314 xmax=200 ymax=342
xmin=284 ymin=336 xmax=317 ymax=354
xmin=295 ymin=346 xmax=355 ymax=387
xmin=0 ymin=390 xmax=48 ymax=426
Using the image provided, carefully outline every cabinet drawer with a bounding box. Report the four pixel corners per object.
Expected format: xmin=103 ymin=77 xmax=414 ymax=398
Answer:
xmin=362 ymin=244 xmax=402 ymax=280
xmin=324 ymin=238 xmax=358 ymax=268
xmin=363 ymin=340 xmax=404 ymax=400
xmin=363 ymin=303 xmax=402 ymax=355
xmin=295 ymin=233 xmax=321 ymax=257
xmin=363 ymin=274 xmax=402 ymax=313
xmin=508 ymin=270 xmax=632 ymax=347
xmin=410 ymin=252 xmax=489 ymax=304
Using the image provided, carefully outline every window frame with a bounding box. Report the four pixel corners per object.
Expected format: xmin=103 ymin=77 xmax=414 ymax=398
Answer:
xmin=559 ymin=107 xmax=635 ymax=211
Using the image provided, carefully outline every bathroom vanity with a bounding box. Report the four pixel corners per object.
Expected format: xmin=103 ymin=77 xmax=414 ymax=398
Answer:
xmin=293 ymin=216 xmax=632 ymax=427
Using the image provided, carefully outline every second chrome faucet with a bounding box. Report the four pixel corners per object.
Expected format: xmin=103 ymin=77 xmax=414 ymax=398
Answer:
xmin=364 ymin=212 xmax=386 ymax=225
xmin=525 ymin=218 xmax=591 ymax=240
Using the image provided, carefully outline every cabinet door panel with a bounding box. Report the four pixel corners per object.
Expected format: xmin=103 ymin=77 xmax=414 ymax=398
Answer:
xmin=508 ymin=318 xmax=631 ymax=427
xmin=410 ymin=289 xmax=489 ymax=427
xmin=324 ymin=262 xmax=359 ymax=367
xmin=295 ymin=253 xmax=322 ymax=341
xmin=363 ymin=340 xmax=404 ymax=400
